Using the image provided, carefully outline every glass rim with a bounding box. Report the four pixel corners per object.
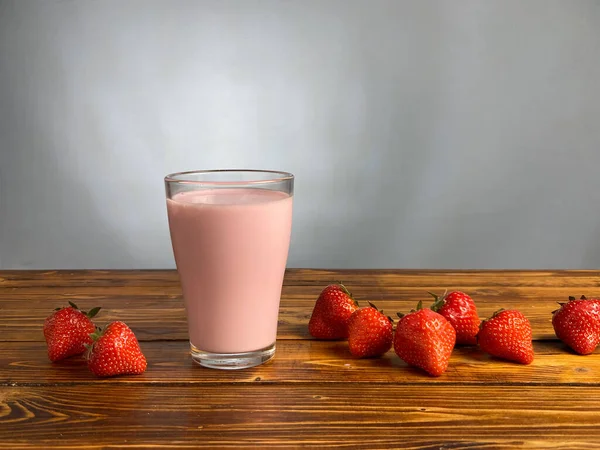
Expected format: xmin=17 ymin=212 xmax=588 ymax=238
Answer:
xmin=164 ymin=169 xmax=294 ymax=186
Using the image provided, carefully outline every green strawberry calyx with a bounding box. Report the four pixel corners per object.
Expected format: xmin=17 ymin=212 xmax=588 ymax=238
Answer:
xmin=366 ymin=301 xmax=394 ymax=324
xmin=89 ymin=325 xmax=104 ymax=342
xmin=337 ymin=281 xmax=359 ymax=307
xmin=479 ymin=308 xmax=506 ymax=330
xmin=553 ymin=295 xmax=590 ymax=314
xmin=428 ymin=290 xmax=448 ymax=312
xmin=55 ymin=301 xmax=101 ymax=319
xmin=396 ymin=300 xmax=425 ymax=321
xmin=566 ymin=295 xmax=587 ymax=302
xmin=84 ymin=326 xmax=104 ymax=359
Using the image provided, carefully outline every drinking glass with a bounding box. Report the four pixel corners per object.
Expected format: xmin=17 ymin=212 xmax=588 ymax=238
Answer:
xmin=165 ymin=170 xmax=294 ymax=369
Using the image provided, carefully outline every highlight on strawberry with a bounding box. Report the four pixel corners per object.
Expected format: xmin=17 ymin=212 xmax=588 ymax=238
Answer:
xmin=308 ymin=283 xmax=359 ymax=339
xmin=429 ymin=290 xmax=480 ymax=345
xmin=552 ymin=295 xmax=600 ymax=355
xmin=43 ymin=301 xmax=101 ymax=362
xmin=393 ymin=301 xmax=456 ymax=377
xmin=347 ymin=302 xmax=393 ymax=358
xmin=477 ymin=309 xmax=534 ymax=364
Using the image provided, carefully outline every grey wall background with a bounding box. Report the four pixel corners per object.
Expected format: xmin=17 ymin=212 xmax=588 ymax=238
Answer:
xmin=1 ymin=0 xmax=600 ymax=269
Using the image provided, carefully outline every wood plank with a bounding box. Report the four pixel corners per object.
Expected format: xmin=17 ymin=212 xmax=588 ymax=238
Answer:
xmin=1 ymin=340 xmax=598 ymax=386
xmin=0 ymin=286 xmax=582 ymax=305
xmin=1 ymin=384 xmax=600 ymax=448
xmin=0 ymin=296 xmax=560 ymax=341
xmin=1 ymin=269 xmax=600 ymax=288
xmin=0 ymin=270 xmax=180 ymax=288
xmin=2 ymin=284 xmax=597 ymax=299
xmin=284 ymin=269 xmax=600 ymax=288
xmin=2 ymin=270 xmax=600 ymax=449
xmin=0 ymin=269 xmax=596 ymax=342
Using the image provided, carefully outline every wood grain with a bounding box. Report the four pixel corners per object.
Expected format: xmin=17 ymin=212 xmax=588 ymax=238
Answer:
xmin=0 ymin=278 xmax=584 ymax=342
xmin=3 ymin=269 xmax=600 ymax=449
xmin=1 ymin=340 xmax=598 ymax=386
xmin=2 ymin=270 xmax=597 ymax=342
xmin=2 ymin=268 xmax=600 ymax=287
xmin=0 ymin=297 xmax=562 ymax=341
xmin=0 ymin=301 xmax=559 ymax=341
xmin=1 ymin=384 xmax=600 ymax=449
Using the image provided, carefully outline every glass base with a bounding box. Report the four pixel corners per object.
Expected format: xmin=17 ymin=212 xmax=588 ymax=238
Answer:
xmin=190 ymin=342 xmax=276 ymax=370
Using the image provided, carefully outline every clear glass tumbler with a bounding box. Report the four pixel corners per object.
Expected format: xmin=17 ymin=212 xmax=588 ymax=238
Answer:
xmin=165 ymin=170 xmax=294 ymax=369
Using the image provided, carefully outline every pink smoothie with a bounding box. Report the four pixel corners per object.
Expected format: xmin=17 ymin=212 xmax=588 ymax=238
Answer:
xmin=167 ymin=188 xmax=293 ymax=353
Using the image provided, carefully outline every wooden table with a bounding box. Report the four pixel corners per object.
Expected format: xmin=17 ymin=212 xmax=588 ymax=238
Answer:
xmin=1 ymin=269 xmax=600 ymax=449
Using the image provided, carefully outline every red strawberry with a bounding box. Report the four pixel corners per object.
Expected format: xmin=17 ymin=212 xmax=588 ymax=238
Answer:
xmin=430 ymin=290 xmax=480 ymax=345
xmin=87 ymin=321 xmax=147 ymax=377
xmin=393 ymin=302 xmax=456 ymax=377
xmin=552 ymin=295 xmax=600 ymax=355
xmin=478 ymin=309 xmax=534 ymax=364
xmin=43 ymin=302 xmax=101 ymax=362
xmin=347 ymin=302 xmax=393 ymax=358
xmin=308 ymin=284 xmax=359 ymax=339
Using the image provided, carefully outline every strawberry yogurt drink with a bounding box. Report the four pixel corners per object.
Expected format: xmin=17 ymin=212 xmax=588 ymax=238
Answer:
xmin=165 ymin=170 xmax=293 ymax=369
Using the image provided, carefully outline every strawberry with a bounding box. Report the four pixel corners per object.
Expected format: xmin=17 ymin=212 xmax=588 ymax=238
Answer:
xmin=552 ymin=295 xmax=600 ymax=355
xmin=87 ymin=321 xmax=147 ymax=377
xmin=430 ymin=290 xmax=480 ymax=345
xmin=43 ymin=301 xmax=101 ymax=362
xmin=393 ymin=301 xmax=456 ymax=377
xmin=347 ymin=302 xmax=393 ymax=358
xmin=308 ymin=284 xmax=359 ymax=339
xmin=478 ymin=309 xmax=534 ymax=364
